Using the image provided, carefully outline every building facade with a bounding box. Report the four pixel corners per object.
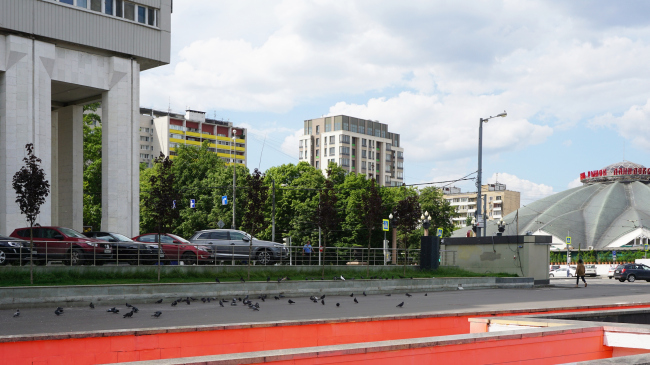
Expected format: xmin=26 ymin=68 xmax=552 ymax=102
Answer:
xmin=0 ymin=0 xmax=171 ymax=236
xmin=443 ymin=183 xmax=521 ymax=227
xmin=298 ymin=116 xmax=404 ymax=186
xmin=139 ymin=108 xmax=247 ymax=168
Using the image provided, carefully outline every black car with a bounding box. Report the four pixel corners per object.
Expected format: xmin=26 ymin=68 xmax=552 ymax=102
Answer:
xmin=83 ymin=232 xmax=163 ymax=265
xmin=0 ymin=235 xmax=34 ymax=266
xmin=613 ymin=263 xmax=650 ymax=282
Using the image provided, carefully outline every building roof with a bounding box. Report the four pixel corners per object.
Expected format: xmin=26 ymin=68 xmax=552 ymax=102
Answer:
xmin=451 ymin=161 xmax=650 ymax=249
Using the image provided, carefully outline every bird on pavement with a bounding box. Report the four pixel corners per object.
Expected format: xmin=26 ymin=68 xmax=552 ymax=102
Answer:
xmin=107 ymin=307 xmax=118 ymax=313
xmin=425 ymin=293 xmax=428 ymax=296
xmin=385 ymin=294 xmax=391 ymax=296
xmin=349 ymin=293 xmax=354 ymax=297
xmin=396 ymin=302 xmax=404 ymax=308
xmin=363 ymin=291 xmax=367 ymax=296
xmin=123 ymin=311 xmax=134 ymax=318
xmin=126 ymin=303 xmax=132 ymax=308
xmin=89 ymin=302 xmax=95 ymax=309
xmin=267 ymin=276 xmax=270 ymax=282
xmin=215 ymin=278 xmax=220 ymax=283
xmin=321 ymin=299 xmax=325 ymax=305
xmin=321 ymin=295 xmax=326 ymax=300
xmin=399 ymin=275 xmax=405 ymax=279
xmin=240 ymin=277 xmax=245 ymax=283
xmin=155 ymin=299 xmax=163 ymax=304
xmin=354 ymin=298 xmax=358 ymax=304
xmin=336 ymin=303 xmax=340 ymax=307
xmin=405 ymin=293 xmax=412 ymax=297
xmin=131 ymin=306 xmax=139 ymax=313
xmin=288 ymin=300 xmax=295 ymax=304
xmin=56 ymin=307 xmax=64 ymax=312
xmin=55 ymin=308 xmax=63 ymax=316
xmin=274 ymin=296 xmax=280 ymax=300
xmin=201 ymin=298 xmax=206 ymax=303
xmin=340 ymin=276 xmax=345 ymax=280
xmin=457 ymin=284 xmax=464 ymax=290
xmin=152 ymin=311 xmax=162 ymax=318
xmin=171 ymin=301 xmax=177 ymax=306
xmin=219 ymin=300 xmax=224 ymax=307
xmin=13 ymin=309 xmax=20 ymax=317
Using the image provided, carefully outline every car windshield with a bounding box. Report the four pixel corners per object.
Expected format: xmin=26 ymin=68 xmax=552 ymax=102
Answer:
xmin=111 ymin=233 xmax=132 ymax=242
xmin=58 ymin=227 xmax=87 ymax=238
xmin=169 ymin=234 xmax=190 ymax=243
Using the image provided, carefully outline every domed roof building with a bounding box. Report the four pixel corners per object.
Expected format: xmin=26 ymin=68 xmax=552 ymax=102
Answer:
xmin=452 ymin=161 xmax=650 ymax=249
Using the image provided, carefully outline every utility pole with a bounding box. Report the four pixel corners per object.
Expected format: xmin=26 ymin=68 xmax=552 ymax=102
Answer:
xmin=477 ymin=117 xmax=484 ymax=237
xmin=232 ymin=130 xmax=237 ymax=230
xmin=318 ymin=193 xmax=322 ymax=266
xmin=271 ymin=179 xmax=276 ymax=242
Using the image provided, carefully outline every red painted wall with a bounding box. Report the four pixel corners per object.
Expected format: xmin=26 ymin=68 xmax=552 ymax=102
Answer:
xmin=217 ymin=126 xmax=229 ymax=136
xmin=0 ymin=304 xmax=646 ymax=365
xmin=170 ymin=118 xmax=183 ymax=126
xmin=201 ymin=125 xmax=214 ymax=135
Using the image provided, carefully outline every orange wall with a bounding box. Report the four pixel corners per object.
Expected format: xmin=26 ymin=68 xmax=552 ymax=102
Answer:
xmin=1 ymin=304 xmax=646 ymax=365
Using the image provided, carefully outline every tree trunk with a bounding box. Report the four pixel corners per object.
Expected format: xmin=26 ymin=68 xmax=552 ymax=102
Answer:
xmin=402 ymin=232 xmax=407 ymax=276
xmin=29 ymin=223 xmax=34 ymax=285
xmin=247 ymin=240 xmax=252 ymax=281
xmin=157 ymin=227 xmax=161 ymax=282
xmin=367 ymin=229 xmax=371 ymax=277
xmin=321 ymin=237 xmax=326 ymax=279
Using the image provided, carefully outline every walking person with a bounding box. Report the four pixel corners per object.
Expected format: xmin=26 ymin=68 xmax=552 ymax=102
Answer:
xmin=575 ymin=259 xmax=587 ymax=287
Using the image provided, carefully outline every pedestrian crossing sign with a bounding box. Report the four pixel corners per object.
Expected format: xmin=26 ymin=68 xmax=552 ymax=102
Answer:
xmin=566 ymin=237 xmax=571 ymax=245
xmin=382 ymin=219 xmax=389 ymax=231
xmin=437 ymin=228 xmax=443 ymax=237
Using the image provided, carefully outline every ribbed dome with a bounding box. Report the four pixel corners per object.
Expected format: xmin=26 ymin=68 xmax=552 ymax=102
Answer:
xmin=452 ymin=179 xmax=650 ymax=249
xmin=602 ymin=161 xmax=646 ymax=175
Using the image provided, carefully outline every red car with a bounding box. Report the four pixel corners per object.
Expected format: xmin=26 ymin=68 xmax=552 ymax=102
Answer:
xmin=10 ymin=226 xmax=112 ymax=265
xmin=131 ymin=233 xmax=213 ymax=265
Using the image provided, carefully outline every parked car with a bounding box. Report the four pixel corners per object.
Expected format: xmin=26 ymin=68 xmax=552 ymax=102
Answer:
xmin=132 ymin=233 xmax=213 ymax=265
xmin=188 ymin=229 xmax=289 ymax=265
xmin=613 ymin=263 xmax=650 ymax=282
xmin=10 ymin=226 xmax=112 ymax=265
xmin=550 ymin=265 xmax=561 ymax=271
xmin=585 ymin=264 xmax=598 ymax=277
xmin=549 ymin=266 xmax=576 ymax=277
xmin=0 ymin=235 xmax=33 ymax=266
xmin=607 ymin=266 xmax=616 ymax=279
xmin=83 ymin=232 xmax=163 ymax=265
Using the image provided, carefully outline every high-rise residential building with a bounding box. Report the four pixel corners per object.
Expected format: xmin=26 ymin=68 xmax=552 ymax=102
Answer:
xmin=139 ymin=108 xmax=247 ymax=167
xmin=298 ymin=116 xmax=404 ymax=186
xmin=443 ymin=183 xmax=521 ymax=227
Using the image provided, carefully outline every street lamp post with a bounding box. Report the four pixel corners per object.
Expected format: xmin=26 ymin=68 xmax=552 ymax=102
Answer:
xmin=476 ymin=111 xmax=507 ymax=237
xmin=389 ymin=213 xmax=397 ymax=264
xmin=232 ymin=130 xmax=237 ymax=230
xmin=420 ymin=211 xmax=431 ymax=236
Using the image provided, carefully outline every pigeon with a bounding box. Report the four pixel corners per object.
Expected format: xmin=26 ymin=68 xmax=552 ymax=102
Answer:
xmin=267 ymin=276 xmax=270 ymax=282
xmin=349 ymin=293 xmax=354 ymax=297
xmin=89 ymin=302 xmax=95 ymax=309
xmin=186 ymin=300 xmax=191 ymax=305
xmin=207 ymin=298 xmax=211 ymax=303
xmin=260 ymin=297 xmax=265 ymax=302
xmin=288 ymin=300 xmax=295 ymax=304
xmin=231 ymin=299 xmax=237 ymax=306
xmin=171 ymin=301 xmax=177 ymax=306
xmin=274 ymin=296 xmax=280 ymax=300
xmin=123 ymin=311 xmax=134 ymax=318
xmin=321 ymin=299 xmax=325 ymax=305
xmin=131 ymin=306 xmax=139 ymax=313
xmin=155 ymin=299 xmax=163 ymax=304
xmin=399 ymin=275 xmax=405 ymax=279
xmin=457 ymin=284 xmax=464 ymax=290
xmin=126 ymin=303 xmax=132 ymax=308
xmin=55 ymin=308 xmax=63 ymax=316
xmin=385 ymin=294 xmax=392 ymax=296
xmin=215 ymin=278 xmax=220 ymax=283
xmin=279 ymin=294 xmax=286 ymax=298
xmin=13 ymin=309 xmax=20 ymax=317
xmin=252 ymin=306 xmax=260 ymax=311
xmin=152 ymin=311 xmax=162 ymax=318
xmin=201 ymin=298 xmax=207 ymax=303
xmin=396 ymin=302 xmax=404 ymax=308
xmin=190 ymin=297 xmax=198 ymax=301
xmin=56 ymin=307 xmax=64 ymax=312
xmin=425 ymin=293 xmax=428 ymax=296
xmin=219 ymin=300 xmax=224 ymax=307
xmin=107 ymin=307 xmax=119 ymax=313
xmin=340 ymin=276 xmax=345 ymax=281
xmin=363 ymin=291 xmax=367 ymax=296
xmin=336 ymin=303 xmax=340 ymax=307
xmin=240 ymin=277 xmax=245 ymax=283
xmin=405 ymin=293 xmax=412 ymax=297
xmin=354 ymin=298 xmax=358 ymax=304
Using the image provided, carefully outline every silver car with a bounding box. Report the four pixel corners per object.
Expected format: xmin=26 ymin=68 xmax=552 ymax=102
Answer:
xmin=188 ymin=229 xmax=288 ymax=265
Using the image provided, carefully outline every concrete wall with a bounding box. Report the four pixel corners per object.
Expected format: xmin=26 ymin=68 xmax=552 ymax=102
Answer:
xmin=441 ymin=235 xmax=551 ymax=284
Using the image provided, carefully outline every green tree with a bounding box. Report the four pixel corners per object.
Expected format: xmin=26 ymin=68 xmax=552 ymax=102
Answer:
xmin=243 ymin=168 xmax=269 ymax=278
xmin=13 ymin=143 xmax=50 ymax=284
xmin=393 ymin=194 xmax=421 ymax=275
xmin=82 ymin=102 xmax=102 ymax=230
xmin=418 ymin=186 xmax=457 ymax=237
xmin=314 ymin=167 xmax=339 ymax=277
xmin=358 ymin=178 xmax=383 ymax=276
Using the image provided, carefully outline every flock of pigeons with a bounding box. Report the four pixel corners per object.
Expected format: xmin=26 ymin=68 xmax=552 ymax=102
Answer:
xmin=10 ymin=275 xmax=463 ymax=319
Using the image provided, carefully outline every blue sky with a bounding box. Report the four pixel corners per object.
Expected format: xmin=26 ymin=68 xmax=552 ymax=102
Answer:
xmin=140 ymin=0 xmax=650 ymax=205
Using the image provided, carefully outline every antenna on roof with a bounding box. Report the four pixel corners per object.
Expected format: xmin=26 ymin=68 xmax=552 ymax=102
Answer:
xmin=167 ymin=97 xmax=171 ymax=116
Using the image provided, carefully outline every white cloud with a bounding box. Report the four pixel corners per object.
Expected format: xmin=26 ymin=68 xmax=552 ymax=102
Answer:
xmin=280 ymin=129 xmax=303 ymax=158
xmin=567 ymin=177 xmax=582 ymax=189
xmin=563 ymin=140 xmax=572 ymax=147
xmin=487 ymin=172 xmax=554 ymax=204
xmin=590 ymin=98 xmax=650 ymax=151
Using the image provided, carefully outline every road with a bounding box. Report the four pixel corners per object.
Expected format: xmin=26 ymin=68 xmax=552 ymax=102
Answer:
xmin=0 ymin=277 xmax=648 ymax=337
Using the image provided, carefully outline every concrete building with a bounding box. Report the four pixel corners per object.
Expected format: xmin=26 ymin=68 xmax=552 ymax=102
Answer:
xmin=139 ymin=108 xmax=247 ymax=168
xmin=443 ymin=183 xmax=521 ymax=228
xmin=0 ymin=0 xmax=171 ymax=236
xmin=298 ymin=116 xmax=404 ymax=186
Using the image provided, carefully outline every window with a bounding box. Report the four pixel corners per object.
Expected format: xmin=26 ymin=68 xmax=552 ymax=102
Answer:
xmin=316 ymin=138 xmax=319 ymax=146
xmin=352 ymin=148 xmax=355 ymax=156
xmin=316 ymin=126 xmax=320 ymax=134
xmin=362 ymin=139 xmax=367 ymax=147
xmin=60 ymin=0 xmax=74 ymax=4
xmin=339 ymin=146 xmax=350 ymax=155
xmin=329 ymin=136 xmax=335 ymax=144
xmin=362 ymin=161 xmax=366 ymax=169
xmin=315 ymin=161 xmax=319 ymax=168
xmin=362 ymin=150 xmax=367 ymax=158
xmin=315 ymin=149 xmax=319 ymax=157
xmin=352 ymin=160 xmax=355 ymax=168
xmin=116 ymin=0 xmax=122 ymax=16
xmin=137 ymin=5 xmax=146 ymax=23
xmin=299 ymin=151 xmax=303 ymax=159
xmin=397 ymin=162 xmax=403 ymax=168
xmin=76 ymin=0 xmax=86 ymax=7
xmin=397 ymin=151 xmax=404 ymax=158
xmin=350 ymin=124 xmax=357 ymax=133
xmin=324 ymin=149 xmax=327 ymax=157
xmin=386 ymin=155 xmax=391 ymax=162
xmin=124 ymin=2 xmax=135 ymax=20
xmin=397 ymin=172 xmax=404 ymax=179
xmin=339 ymin=158 xmax=350 ymax=167
xmin=339 ymin=134 xmax=350 ymax=143
xmin=299 ymin=140 xmax=303 ymax=147
xmin=105 ymin=0 xmax=113 ymax=14
xmin=329 ymin=147 xmax=335 ymax=155
xmin=325 ymin=121 xmax=332 ymax=132
xmin=359 ymin=124 xmax=365 ymax=134
xmin=385 ymin=175 xmax=391 ymax=183
xmin=496 ymin=195 xmax=502 ymax=200
xmin=148 ymin=7 xmax=156 ymax=26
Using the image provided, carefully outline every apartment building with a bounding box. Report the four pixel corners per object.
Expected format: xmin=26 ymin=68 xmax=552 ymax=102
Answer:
xmin=443 ymin=183 xmax=520 ymax=227
xmin=298 ymin=116 xmax=404 ymax=186
xmin=139 ymin=108 xmax=247 ymax=168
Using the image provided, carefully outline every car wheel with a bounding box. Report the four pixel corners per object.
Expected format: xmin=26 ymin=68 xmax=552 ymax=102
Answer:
xmin=549 ymin=274 xmax=554 ymax=277
xmin=628 ymin=275 xmax=636 ymax=283
xmin=65 ymin=249 xmax=85 ymax=266
xmin=256 ymin=250 xmax=272 ymax=265
xmin=619 ymin=279 xmax=626 ymax=282
xmin=0 ymin=250 xmax=7 ymax=266
xmin=182 ymin=252 xmax=197 ymax=265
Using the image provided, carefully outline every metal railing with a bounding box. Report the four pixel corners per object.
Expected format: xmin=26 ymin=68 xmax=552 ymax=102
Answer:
xmin=0 ymin=241 xmax=462 ymax=268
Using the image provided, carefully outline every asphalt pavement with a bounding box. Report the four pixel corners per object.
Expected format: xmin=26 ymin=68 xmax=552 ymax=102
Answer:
xmin=0 ymin=277 xmax=648 ymax=337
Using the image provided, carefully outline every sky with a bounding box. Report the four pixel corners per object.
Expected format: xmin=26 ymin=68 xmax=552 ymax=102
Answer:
xmin=140 ymin=0 xmax=650 ymax=206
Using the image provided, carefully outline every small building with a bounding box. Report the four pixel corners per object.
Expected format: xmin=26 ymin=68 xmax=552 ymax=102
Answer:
xmin=444 ymin=184 xmax=521 ymax=227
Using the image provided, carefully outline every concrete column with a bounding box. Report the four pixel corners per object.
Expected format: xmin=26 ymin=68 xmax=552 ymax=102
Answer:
xmin=101 ymin=57 xmax=140 ymax=237
xmin=56 ymin=105 xmax=84 ymax=231
xmin=0 ymin=35 xmax=54 ymax=234
xmin=51 ymin=110 xmax=59 ymax=225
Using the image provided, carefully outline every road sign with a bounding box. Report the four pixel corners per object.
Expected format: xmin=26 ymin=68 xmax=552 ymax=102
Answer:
xmin=477 ymin=215 xmax=483 ymax=221
xmin=612 ymin=250 xmax=617 ymax=261
xmin=566 ymin=237 xmax=571 ymax=245
xmin=645 ymin=244 xmax=648 ymax=252
xmin=382 ymin=219 xmax=389 ymax=231
xmin=222 ymin=196 xmax=228 ymax=205
xmin=437 ymin=228 xmax=443 ymax=238
xmin=190 ymin=199 xmax=196 ymax=208
xmin=217 ymin=220 xmax=225 ymax=229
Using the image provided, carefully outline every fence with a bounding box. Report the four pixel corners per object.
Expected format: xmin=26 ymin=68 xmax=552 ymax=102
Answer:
xmin=0 ymin=241 xmax=462 ymax=268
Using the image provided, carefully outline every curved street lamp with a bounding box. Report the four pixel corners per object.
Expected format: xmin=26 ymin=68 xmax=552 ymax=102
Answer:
xmin=476 ymin=111 xmax=507 ymax=237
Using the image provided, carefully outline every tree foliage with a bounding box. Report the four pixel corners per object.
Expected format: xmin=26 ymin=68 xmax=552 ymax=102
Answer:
xmin=358 ymin=178 xmax=383 ymax=275
xmin=82 ymin=102 xmax=102 ymax=230
xmin=243 ymin=168 xmax=269 ymax=278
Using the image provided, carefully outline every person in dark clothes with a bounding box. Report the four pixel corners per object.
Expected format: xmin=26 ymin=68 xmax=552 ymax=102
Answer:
xmin=575 ymin=259 xmax=587 ymax=288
